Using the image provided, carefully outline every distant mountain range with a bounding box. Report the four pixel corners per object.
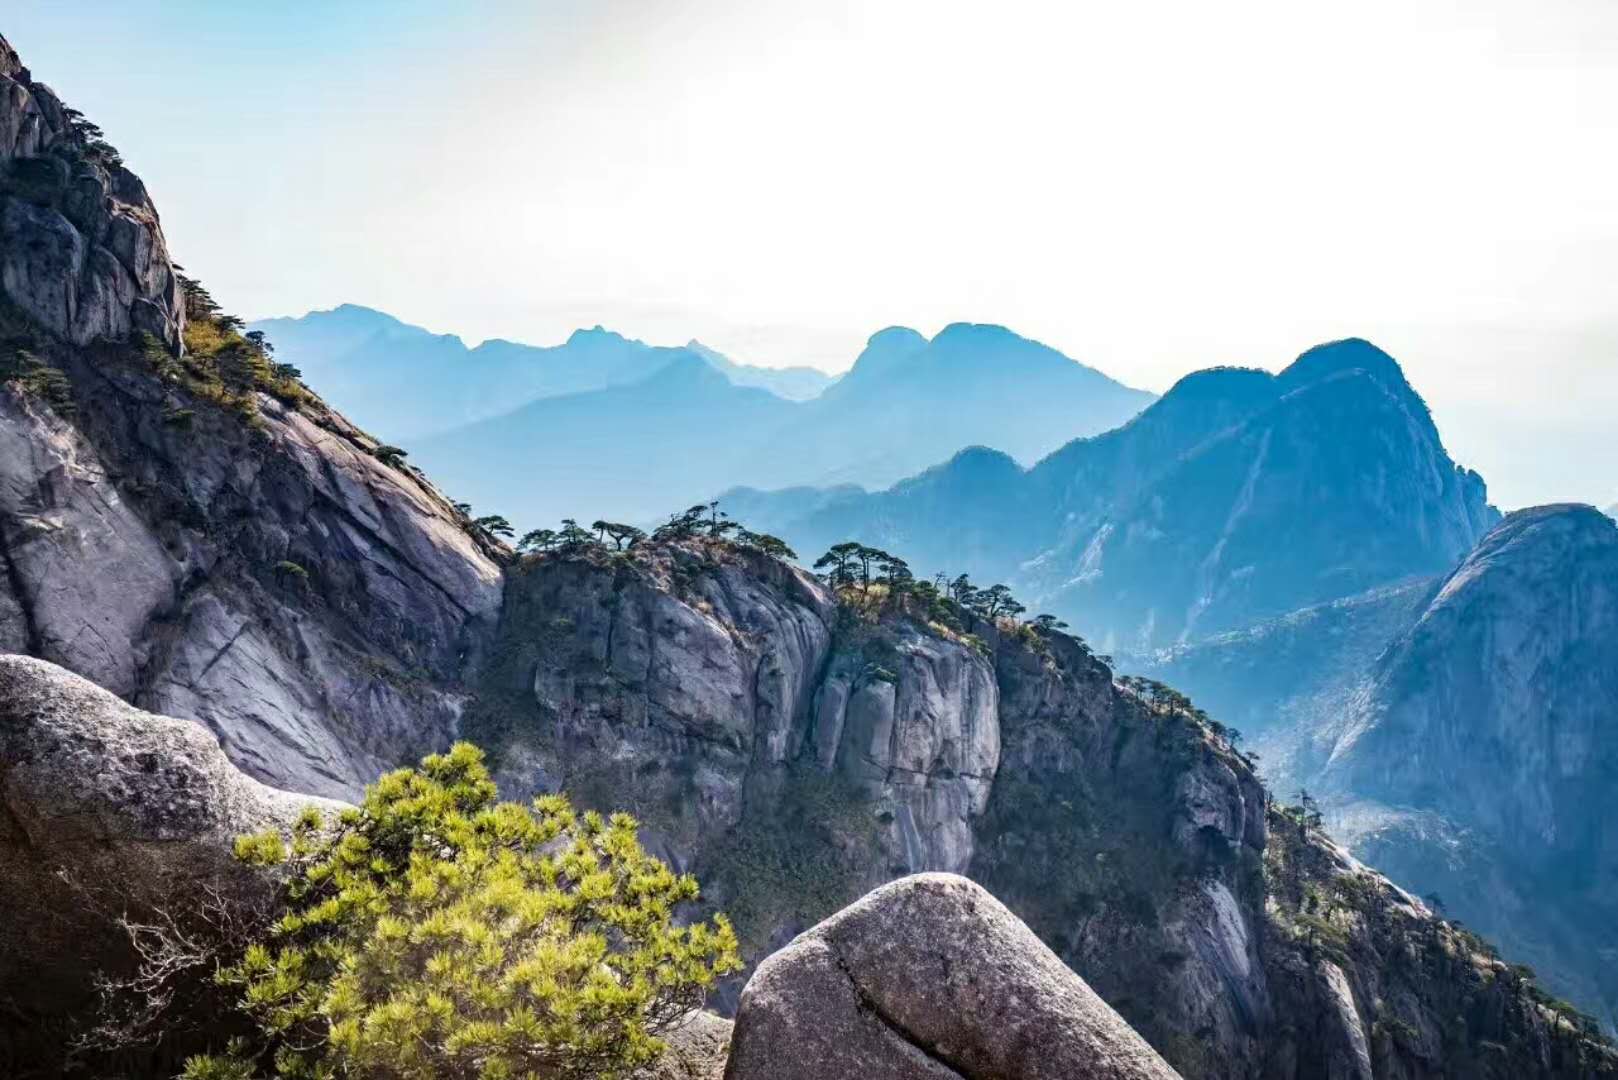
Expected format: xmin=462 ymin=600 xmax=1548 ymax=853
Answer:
xmin=732 ymin=338 xmax=1497 ymax=653
xmin=250 ymin=308 xmax=1156 ymax=527
xmin=248 ymin=305 xmax=834 ymax=441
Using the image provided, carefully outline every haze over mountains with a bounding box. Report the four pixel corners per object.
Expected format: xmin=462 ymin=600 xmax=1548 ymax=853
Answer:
xmin=249 ymin=304 xmax=835 ymax=440
xmin=251 ymin=307 xmax=1157 ymax=526
xmin=733 ymin=338 xmax=1497 ymax=651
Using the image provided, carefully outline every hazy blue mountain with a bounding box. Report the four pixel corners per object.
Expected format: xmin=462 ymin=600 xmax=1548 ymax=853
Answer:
xmin=253 ymin=311 xmax=1154 ymax=525
xmin=741 ymin=323 xmax=1157 ymax=489
xmin=323 ymin=319 xmax=1155 ymax=525
xmin=731 ymin=339 xmax=1498 ymax=653
xmin=682 ymin=340 xmax=833 ymax=400
xmin=248 ymin=306 xmax=830 ymax=441
xmin=410 ymin=355 xmax=797 ymax=526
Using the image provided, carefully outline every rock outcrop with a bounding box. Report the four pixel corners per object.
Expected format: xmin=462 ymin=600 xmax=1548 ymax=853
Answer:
xmin=0 ymin=33 xmax=505 ymax=804
xmin=0 ymin=654 xmax=340 ymax=1071
xmin=1 ymin=34 xmax=183 ymax=350
xmin=724 ymin=873 xmax=1181 ymax=1080
xmin=478 ymin=541 xmax=999 ymax=894
xmin=1149 ymin=504 xmax=1618 ymax=1034
xmin=639 ymin=1012 xmax=732 ymax=1080
xmin=0 ymin=361 xmax=504 ymax=800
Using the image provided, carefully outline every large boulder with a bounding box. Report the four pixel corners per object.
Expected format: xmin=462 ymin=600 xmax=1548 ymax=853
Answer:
xmin=0 ymin=654 xmax=341 ymax=1047
xmin=724 ymin=873 xmax=1180 ymax=1080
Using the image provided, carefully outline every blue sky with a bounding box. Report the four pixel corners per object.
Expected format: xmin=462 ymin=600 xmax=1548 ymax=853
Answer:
xmin=5 ymin=0 xmax=1616 ymax=509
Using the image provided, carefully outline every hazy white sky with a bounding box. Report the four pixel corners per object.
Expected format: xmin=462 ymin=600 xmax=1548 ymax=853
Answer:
xmin=7 ymin=0 xmax=1616 ymax=508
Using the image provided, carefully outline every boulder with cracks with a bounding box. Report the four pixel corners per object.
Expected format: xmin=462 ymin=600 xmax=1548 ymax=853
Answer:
xmin=723 ymin=873 xmax=1181 ymax=1080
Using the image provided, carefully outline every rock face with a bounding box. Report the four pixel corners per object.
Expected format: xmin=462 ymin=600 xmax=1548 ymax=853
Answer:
xmin=479 ymin=543 xmax=1613 ymax=1079
xmin=639 ymin=1012 xmax=732 ymax=1080
xmin=724 ymin=873 xmax=1181 ymax=1080
xmin=0 ymin=654 xmax=340 ymax=1069
xmin=0 ymin=363 xmax=504 ymax=800
xmin=0 ymin=34 xmax=183 ymax=350
xmin=0 ymin=32 xmax=504 ymax=803
xmin=479 ymin=542 xmax=999 ymax=891
xmin=1322 ymin=505 xmax=1618 ymax=1030
xmin=1150 ymin=504 xmax=1618 ymax=1033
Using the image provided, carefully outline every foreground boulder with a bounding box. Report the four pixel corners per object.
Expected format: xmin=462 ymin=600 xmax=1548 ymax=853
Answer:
xmin=0 ymin=654 xmax=340 ymax=1070
xmin=724 ymin=873 xmax=1180 ymax=1080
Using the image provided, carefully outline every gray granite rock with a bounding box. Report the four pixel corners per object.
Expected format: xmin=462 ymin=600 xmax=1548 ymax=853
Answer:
xmin=0 ymin=653 xmax=343 ymax=1017
xmin=725 ymin=873 xmax=1181 ymax=1080
xmin=0 ymin=33 xmax=184 ymax=350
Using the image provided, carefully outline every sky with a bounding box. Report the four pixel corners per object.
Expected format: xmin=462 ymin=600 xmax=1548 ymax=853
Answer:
xmin=6 ymin=0 xmax=1616 ymax=509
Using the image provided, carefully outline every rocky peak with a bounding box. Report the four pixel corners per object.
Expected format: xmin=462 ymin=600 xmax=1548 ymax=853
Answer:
xmin=0 ymin=34 xmax=23 ymax=79
xmin=0 ymin=32 xmax=505 ymax=801
xmin=840 ymin=325 xmax=929 ymax=382
xmin=0 ymin=33 xmax=184 ymax=351
xmin=1278 ymin=337 xmax=1411 ymax=394
xmin=1325 ymin=504 xmax=1618 ymax=849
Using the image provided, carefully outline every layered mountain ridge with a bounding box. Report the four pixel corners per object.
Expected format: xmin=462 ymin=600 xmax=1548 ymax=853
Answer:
xmin=254 ymin=307 xmax=1158 ymax=527
xmin=248 ymin=305 xmax=834 ymax=439
xmin=732 ymin=337 xmax=1497 ymax=653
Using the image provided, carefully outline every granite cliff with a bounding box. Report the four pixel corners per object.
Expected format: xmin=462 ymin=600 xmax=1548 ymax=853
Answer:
xmin=1150 ymin=504 xmax=1618 ymax=1032
xmin=462 ymin=536 xmax=1614 ymax=1078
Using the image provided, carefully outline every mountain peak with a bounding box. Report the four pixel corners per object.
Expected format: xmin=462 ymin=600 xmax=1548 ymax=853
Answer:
xmin=565 ymin=325 xmax=639 ymax=349
xmin=1281 ymin=338 xmax=1411 ymax=394
xmin=843 ymin=326 xmax=930 ymax=380
xmin=932 ymin=322 xmax=1020 ymax=345
xmin=639 ymin=350 xmax=730 ymax=391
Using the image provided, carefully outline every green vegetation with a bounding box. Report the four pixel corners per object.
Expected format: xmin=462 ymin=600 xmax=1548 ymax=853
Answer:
xmin=702 ymin=766 xmax=877 ymax=955
xmin=972 ymin=766 xmax=1187 ymax=954
xmin=371 ymin=444 xmax=409 ymax=469
xmin=502 ymin=501 xmax=795 ymax=567
xmin=135 ymin=277 xmax=307 ymax=427
xmin=1 ymin=347 xmax=76 ymax=415
xmin=184 ymin=743 xmax=739 ymax=1080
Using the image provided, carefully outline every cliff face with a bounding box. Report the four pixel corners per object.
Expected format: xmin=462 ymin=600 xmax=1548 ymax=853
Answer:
xmin=1322 ymin=505 xmax=1618 ymax=1030
xmin=0 ymin=355 xmax=504 ymax=800
xmin=0 ymin=33 xmax=506 ymax=804
xmin=1150 ymin=504 xmax=1618 ymax=1033
xmin=0 ymin=36 xmax=183 ymax=351
xmin=475 ymin=542 xmax=998 ymax=891
xmin=472 ymin=541 xmax=1612 ymax=1079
